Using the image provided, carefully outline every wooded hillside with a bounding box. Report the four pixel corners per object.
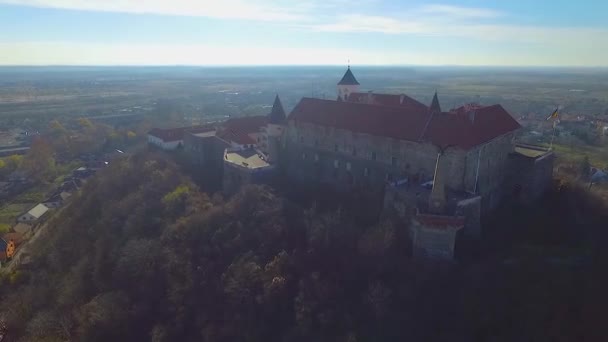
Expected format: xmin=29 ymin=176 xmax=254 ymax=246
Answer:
xmin=1 ymin=152 xmax=607 ymax=342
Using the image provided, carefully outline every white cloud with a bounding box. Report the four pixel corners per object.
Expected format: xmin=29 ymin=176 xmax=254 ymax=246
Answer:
xmin=419 ymin=4 xmax=502 ymax=18
xmin=0 ymin=42 xmax=386 ymax=65
xmin=2 ymin=1 xmax=608 ymax=66
xmin=313 ymin=15 xmax=429 ymax=34
xmin=2 ymin=41 xmax=607 ymax=66
xmin=0 ymin=0 xmax=305 ymax=21
xmin=311 ymin=13 xmax=608 ymax=48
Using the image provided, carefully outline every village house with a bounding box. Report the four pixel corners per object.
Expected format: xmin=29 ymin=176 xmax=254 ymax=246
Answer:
xmin=17 ymin=203 xmax=50 ymax=224
xmin=148 ymin=126 xmax=215 ymax=150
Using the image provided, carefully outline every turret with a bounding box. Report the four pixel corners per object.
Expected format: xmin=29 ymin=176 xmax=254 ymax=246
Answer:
xmin=337 ymin=66 xmax=360 ymax=101
xmin=265 ymin=94 xmax=286 ymax=163
xmin=430 ymin=90 xmax=442 ymax=113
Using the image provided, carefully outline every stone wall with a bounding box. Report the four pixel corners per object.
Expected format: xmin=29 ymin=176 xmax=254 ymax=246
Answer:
xmin=462 ymin=132 xmax=516 ymax=211
xmin=183 ymin=134 xmax=228 ymax=169
xmin=285 ymin=121 xmax=518 ymax=215
xmin=285 ymin=121 xmax=441 ymax=190
xmin=506 ymin=148 xmax=554 ymax=204
xmin=183 ymin=133 xmax=229 ymax=189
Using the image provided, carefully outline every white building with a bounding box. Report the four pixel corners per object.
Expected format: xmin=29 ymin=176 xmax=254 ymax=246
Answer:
xmin=148 ymin=126 xmax=217 ymax=150
xmin=17 ymin=203 xmax=50 ymax=223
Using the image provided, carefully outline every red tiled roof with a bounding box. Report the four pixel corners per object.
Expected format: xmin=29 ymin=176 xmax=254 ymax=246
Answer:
xmin=289 ymin=98 xmax=520 ymax=150
xmin=217 ymin=116 xmax=267 ymax=145
xmin=290 ymin=98 xmax=430 ymax=142
xmin=415 ymin=214 xmax=465 ymax=229
xmin=424 ymin=104 xmax=521 ymax=149
xmin=148 ymin=126 xmax=214 ymax=143
xmin=217 ymin=129 xmax=257 ymax=145
xmin=223 ymin=116 xmax=267 ymax=134
xmin=347 ymin=92 xmax=428 ymax=111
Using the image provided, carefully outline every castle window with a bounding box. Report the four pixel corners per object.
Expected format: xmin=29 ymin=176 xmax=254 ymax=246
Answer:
xmin=314 ymin=139 xmax=319 ymax=147
xmin=386 ymin=173 xmax=393 ymax=181
xmin=364 ymin=168 xmax=369 ymax=177
xmin=346 ymin=162 xmax=352 ymax=171
xmin=371 ymin=152 xmax=377 ymax=161
xmin=302 ymin=153 xmax=307 ymax=160
xmin=334 ymin=159 xmax=340 ymax=168
xmin=352 ymin=147 xmax=357 ymax=156
xmin=334 ymin=144 xmax=339 ymax=152
xmin=299 ymin=136 xmax=304 ymax=143
xmin=314 ymin=154 xmax=319 ymax=162
xmin=391 ymin=156 xmax=397 ymax=166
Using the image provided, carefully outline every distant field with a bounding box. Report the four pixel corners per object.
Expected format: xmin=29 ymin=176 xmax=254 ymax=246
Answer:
xmin=0 ymin=66 xmax=606 ymax=123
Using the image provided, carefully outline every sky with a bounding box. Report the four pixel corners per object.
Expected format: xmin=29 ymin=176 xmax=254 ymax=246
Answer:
xmin=0 ymin=0 xmax=607 ymax=66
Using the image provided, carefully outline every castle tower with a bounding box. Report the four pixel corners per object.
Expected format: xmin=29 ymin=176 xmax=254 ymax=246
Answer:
xmin=430 ymin=90 xmax=442 ymax=113
xmin=337 ymin=66 xmax=360 ymax=101
xmin=266 ymin=94 xmax=287 ymax=163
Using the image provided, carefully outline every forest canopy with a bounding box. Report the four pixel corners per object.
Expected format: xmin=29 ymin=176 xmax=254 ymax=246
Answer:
xmin=1 ymin=151 xmax=608 ymax=342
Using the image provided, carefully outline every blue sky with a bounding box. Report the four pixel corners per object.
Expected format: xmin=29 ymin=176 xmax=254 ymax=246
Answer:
xmin=0 ymin=0 xmax=607 ymax=66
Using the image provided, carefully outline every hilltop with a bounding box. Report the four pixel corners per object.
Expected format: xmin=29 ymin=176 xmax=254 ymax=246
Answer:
xmin=1 ymin=151 xmax=607 ymax=341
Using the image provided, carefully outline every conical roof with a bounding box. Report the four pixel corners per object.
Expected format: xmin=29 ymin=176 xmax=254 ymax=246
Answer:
xmin=430 ymin=91 xmax=442 ymax=113
xmin=268 ymin=94 xmax=287 ymax=124
xmin=337 ymin=66 xmax=360 ymax=85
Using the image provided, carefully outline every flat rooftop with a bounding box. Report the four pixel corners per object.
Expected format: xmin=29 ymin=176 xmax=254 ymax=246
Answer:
xmin=225 ymin=149 xmax=271 ymax=170
xmin=514 ymin=143 xmax=553 ymax=159
xmin=192 ymin=131 xmax=217 ymax=138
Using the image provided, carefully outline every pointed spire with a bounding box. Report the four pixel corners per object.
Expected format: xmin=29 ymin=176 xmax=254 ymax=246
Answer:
xmin=269 ymin=94 xmax=286 ymax=124
xmin=337 ymin=66 xmax=360 ymax=85
xmin=430 ymin=90 xmax=441 ymax=113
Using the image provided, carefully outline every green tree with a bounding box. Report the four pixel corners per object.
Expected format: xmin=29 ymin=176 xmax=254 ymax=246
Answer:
xmin=579 ymin=155 xmax=591 ymax=180
xmin=20 ymin=138 xmax=56 ymax=182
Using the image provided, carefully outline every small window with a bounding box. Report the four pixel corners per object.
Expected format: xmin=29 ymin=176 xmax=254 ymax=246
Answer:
xmin=352 ymin=147 xmax=357 ymax=156
xmin=371 ymin=152 xmax=377 ymax=161
xmin=334 ymin=159 xmax=340 ymax=168
xmin=364 ymin=168 xmax=369 ymax=177
xmin=302 ymin=153 xmax=307 ymax=160
xmin=346 ymin=162 xmax=352 ymax=171
xmin=334 ymin=144 xmax=339 ymax=152
xmin=314 ymin=154 xmax=319 ymax=162
xmin=299 ymin=136 xmax=304 ymax=143
xmin=314 ymin=139 xmax=319 ymax=147
xmin=391 ymin=156 xmax=397 ymax=166
xmin=386 ymin=173 xmax=393 ymax=181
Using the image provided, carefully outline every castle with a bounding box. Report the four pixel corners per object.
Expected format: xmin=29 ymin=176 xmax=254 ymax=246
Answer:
xmin=149 ymin=67 xmax=554 ymax=259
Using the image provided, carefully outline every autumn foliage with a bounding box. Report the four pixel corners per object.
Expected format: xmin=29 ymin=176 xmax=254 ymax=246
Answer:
xmin=0 ymin=152 xmax=607 ymax=341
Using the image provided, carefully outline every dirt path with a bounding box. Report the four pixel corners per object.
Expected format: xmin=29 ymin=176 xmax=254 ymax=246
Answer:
xmin=2 ymin=204 xmax=68 ymax=273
